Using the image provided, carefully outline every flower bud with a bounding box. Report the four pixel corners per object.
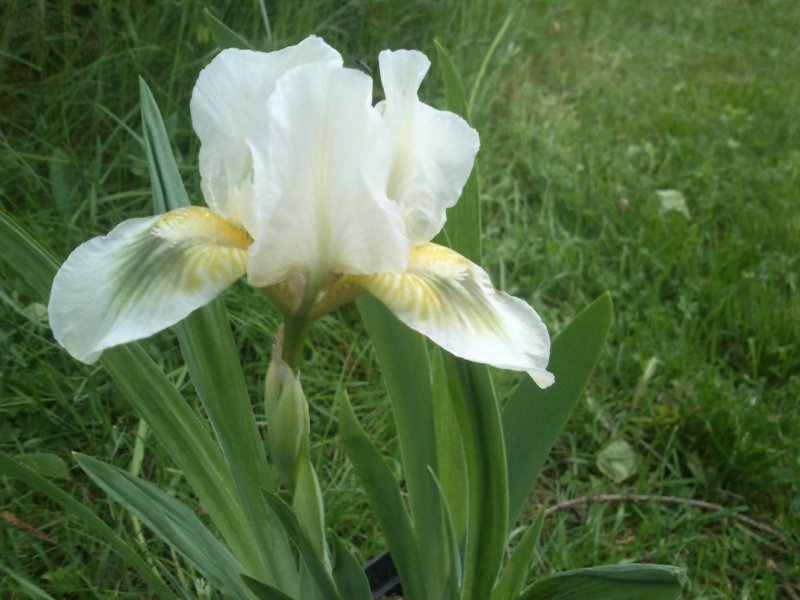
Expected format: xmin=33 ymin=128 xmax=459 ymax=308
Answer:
xmin=265 ymin=339 xmax=310 ymax=489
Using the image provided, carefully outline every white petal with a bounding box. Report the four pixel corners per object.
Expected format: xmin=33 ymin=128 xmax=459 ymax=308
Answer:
xmin=246 ymin=62 xmax=411 ymax=288
xmin=379 ymin=50 xmax=480 ymax=244
xmin=49 ymin=207 xmax=251 ymax=364
xmin=190 ymin=36 xmax=342 ymax=235
xmin=352 ymin=243 xmax=554 ymax=387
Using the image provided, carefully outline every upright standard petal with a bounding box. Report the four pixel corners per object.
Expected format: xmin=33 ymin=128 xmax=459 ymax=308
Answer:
xmin=351 ymin=243 xmax=554 ymax=388
xmin=246 ymin=62 xmax=411 ymax=288
xmin=379 ymin=50 xmax=480 ymax=244
xmin=190 ymin=36 xmax=342 ymax=235
xmin=49 ymin=207 xmax=251 ymax=364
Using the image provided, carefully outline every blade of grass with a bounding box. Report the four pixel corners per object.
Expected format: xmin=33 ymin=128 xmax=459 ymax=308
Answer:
xmin=467 ymin=12 xmax=514 ymax=114
xmin=0 ymin=562 xmax=57 ymax=600
xmin=203 ymin=9 xmax=254 ymax=50
xmin=0 ymin=207 xmax=59 ymax=301
xmin=0 ymin=452 xmax=175 ymax=600
xmin=256 ymin=0 xmax=272 ymax=45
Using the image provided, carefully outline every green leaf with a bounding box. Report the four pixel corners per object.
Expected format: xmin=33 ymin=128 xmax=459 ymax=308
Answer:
xmin=330 ymin=534 xmax=372 ymax=600
xmin=338 ymin=391 xmax=429 ymax=600
xmin=520 ymin=564 xmax=683 ymax=600
xmin=491 ymin=509 xmax=545 ymax=600
xmin=101 ymin=344 xmax=259 ymax=576
xmin=142 ymin=79 xmax=296 ymax=590
xmin=262 ymin=491 xmax=340 ymax=600
xmin=656 ymin=189 xmax=691 ymax=220
xmin=203 ymin=8 xmax=254 ymax=50
xmin=503 ymin=293 xmax=613 ymax=525
xmin=434 ymin=39 xmax=481 ymax=264
xmin=140 ymin=79 xmax=190 ymax=214
xmin=0 ymin=452 xmax=175 ymax=599
xmin=17 ymin=452 xmax=71 ymax=480
xmin=75 ymin=453 xmax=254 ymax=599
xmin=432 ymin=347 xmax=467 ymax=546
xmin=427 ymin=467 xmax=462 ymax=600
xmin=291 ymin=458 xmax=327 ymax=565
xmin=356 ymin=295 xmax=447 ymax=598
xmin=0 ymin=210 xmax=262 ymax=578
xmin=241 ymin=575 xmax=295 ymax=600
xmin=175 ymin=304 xmax=296 ymax=588
xmin=431 ymin=51 xmax=506 ymax=597
xmin=442 ymin=358 xmax=507 ymax=600
xmin=596 ymin=439 xmax=638 ymax=483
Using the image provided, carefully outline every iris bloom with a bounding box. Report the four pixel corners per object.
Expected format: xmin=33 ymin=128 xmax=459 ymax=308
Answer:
xmin=49 ymin=36 xmax=553 ymax=388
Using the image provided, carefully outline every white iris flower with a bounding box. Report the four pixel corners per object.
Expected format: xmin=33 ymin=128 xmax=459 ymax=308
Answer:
xmin=48 ymin=36 xmax=554 ymax=388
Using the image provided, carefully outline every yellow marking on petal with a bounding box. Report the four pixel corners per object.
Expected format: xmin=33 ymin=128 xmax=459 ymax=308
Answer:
xmin=152 ymin=206 xmax=253 ymax=248
xmin=350 ymin=242 xmax=505 ymax=337
xmin=48 ymin=208 xmax=253 ymax=364
xmin=148 ymin=207 xmax=252 ymax=293
xmin=350 ymin=242 xmax=553 ymax=385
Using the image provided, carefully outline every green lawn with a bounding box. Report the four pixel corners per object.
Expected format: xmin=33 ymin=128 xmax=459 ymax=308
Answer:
xmin=2 ymin=1 xmax=798 ymax=598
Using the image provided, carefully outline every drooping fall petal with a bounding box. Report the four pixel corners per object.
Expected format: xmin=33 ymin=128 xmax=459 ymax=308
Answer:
xmin=190 ymin=36 xmax=342 ymax=235
xmin=351 ymin=243 xmax=554 ymax=387
xmin=379 ymin=49 xmax=480 ymax=244
xmin=49 ymin=207 xmax=251 ymax=364
xmin=245 ymin=62 xmax=411 ymax=289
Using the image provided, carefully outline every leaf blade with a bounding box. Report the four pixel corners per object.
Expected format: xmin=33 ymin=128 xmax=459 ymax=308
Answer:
xmin=330 ymin=534 xmax=372 ymax=600
xmin=442 ymin=358 xmax=507 ymax=600
xmin=338 ymin=392 xmax=429 ymax=600
xmin=75 ymin=453 xmax=253 ymax=599
xmin=142 ymin=79 xmax=296 ymax=590
xmin=434 ymin=39 xmax=481 ymax=264
xmin=491 ymin=509 xmax=545 ymax=600
xmin=262 ymin=491 xmax=340 ymax=600
xmin=503 ymin=293 xmax=613 ymax=525
xmin=100 ymin=343 xmax=259 ymax=574
xmin=520 ymin=564 xmax=683 ymax=600
xmin=0 ymin=209 xmax=260 ymax=576
xmin=356 ymin=295 xmax=448 ymax=597
xmin=431 ymin=347 xmax=467 ymax=546
xmin=140 ymin=78 xmax=190 ymax=214
xmin=241 ymin=575 xmax=295 ymax=600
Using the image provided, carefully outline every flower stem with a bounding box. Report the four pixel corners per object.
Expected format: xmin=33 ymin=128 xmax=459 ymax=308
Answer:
xmin=282 ymin=315 xmax=309 ymax=373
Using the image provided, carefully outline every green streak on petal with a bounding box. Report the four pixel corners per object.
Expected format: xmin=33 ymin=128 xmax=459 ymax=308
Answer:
xmin=353 ymin=246 xmax=506 ymax=339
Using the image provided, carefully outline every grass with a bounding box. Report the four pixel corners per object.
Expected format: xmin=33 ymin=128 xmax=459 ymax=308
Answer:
xmin=1 ymin=0 xmax=798 ymax=597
